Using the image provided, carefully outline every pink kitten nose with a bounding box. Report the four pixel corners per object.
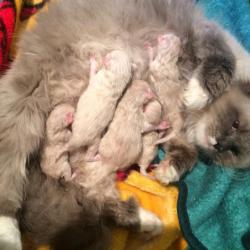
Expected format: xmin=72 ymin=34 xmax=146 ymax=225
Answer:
xmin=64 ymin=112 xmax=74 ymax=126
xmin=157 ymin=34 xmax=171 ymax=48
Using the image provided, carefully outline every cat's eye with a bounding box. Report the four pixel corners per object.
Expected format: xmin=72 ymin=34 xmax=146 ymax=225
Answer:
xmin=232 ymin=120 xmax=240 ymax=129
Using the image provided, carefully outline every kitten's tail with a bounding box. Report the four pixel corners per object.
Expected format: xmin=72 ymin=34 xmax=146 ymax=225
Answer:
xmin=0 ymin=55 xmax=49 ymax=216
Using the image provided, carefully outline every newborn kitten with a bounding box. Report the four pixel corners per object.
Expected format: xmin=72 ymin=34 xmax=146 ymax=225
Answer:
xmin=145 ymin=33 xmax=194 ymax=184
xmin=68 ymin=50 xmax=132 ymax=158
xmin=40 ymin=103 xmax=75 ymax=181
xmin=98 ymin=80 xmax=156 ymax=172
xmin=1 ymin=0 xmax=249 ymax=248
xmin=149 ymin=33 xmax=184 ymax=140
xmin=137 ymin=100 xmax=166 ymax=176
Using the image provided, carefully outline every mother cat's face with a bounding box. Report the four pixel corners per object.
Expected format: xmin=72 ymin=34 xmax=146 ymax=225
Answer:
xmin=194 ymin=83 xmax=250 ymax=168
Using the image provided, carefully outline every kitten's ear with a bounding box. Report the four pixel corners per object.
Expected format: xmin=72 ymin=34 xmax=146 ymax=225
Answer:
xmin=238 ymin=81 xmax=250 ymax=96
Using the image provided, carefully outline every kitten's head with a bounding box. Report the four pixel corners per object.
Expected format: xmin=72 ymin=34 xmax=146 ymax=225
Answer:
xmin=194 ymin=83 xmax=250 ymax=168
xmin=143 ymin=100 xmax=162 ymax=125
xmin=47 ymin=103 xmax=75 ymax=131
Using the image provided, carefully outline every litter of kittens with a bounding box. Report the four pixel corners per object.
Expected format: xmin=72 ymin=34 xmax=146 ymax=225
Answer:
xmin=1 ymin=0 xmax=250 ymax=250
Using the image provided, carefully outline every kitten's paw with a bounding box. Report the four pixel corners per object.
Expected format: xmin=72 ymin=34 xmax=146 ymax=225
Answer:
xmin=84 ymin=154 xmax=101 ymax=162
xmin=138 ymin=207 xmax=163 ymax=237
xmin=0 ymin=216 xmax=22 ymax=250
xmin=155 ymin=161 xmax=180 ymax=185
xmin=156 ymin=119 xmax=171 ymax=131
xmin=139 ymin=166 xmax=148 ymax=177
xmin=183 ymin=77 xmax=209 ymax=110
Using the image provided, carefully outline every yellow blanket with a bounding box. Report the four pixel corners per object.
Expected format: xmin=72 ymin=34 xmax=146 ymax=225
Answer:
xmin=9 ymin=1 xmax=187 ymax=249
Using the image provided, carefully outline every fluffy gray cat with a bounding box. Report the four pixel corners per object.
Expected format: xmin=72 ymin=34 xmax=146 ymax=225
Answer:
xmin=0 ymin=0 xmax=250 ymax=249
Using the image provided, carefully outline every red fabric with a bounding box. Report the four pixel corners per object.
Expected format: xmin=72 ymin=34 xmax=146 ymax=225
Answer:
xmin=0 ymin=0 xmax=16 ymax=72
xmin=0 ymin=0 xmax=47 ymax=73
xmin=116 ymin=164 xmax=156 ymax=181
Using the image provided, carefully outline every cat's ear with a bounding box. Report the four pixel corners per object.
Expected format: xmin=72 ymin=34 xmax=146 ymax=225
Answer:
xmin=238 ymin=81 xmax=250 ymax=97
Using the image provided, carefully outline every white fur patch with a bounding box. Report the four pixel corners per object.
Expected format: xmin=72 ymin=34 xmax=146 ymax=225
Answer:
xmin=0 ymin=216 xmax=22 ymax=250
xmin=155 ymin=164 xmax=180 ymax=185
xmin=208 ymin=136 xmax=217 ymax=146
xmin=184 ymin=77 xmax=209 ymax=110
xmin=138 ymin=207 xmax=163 ymax=236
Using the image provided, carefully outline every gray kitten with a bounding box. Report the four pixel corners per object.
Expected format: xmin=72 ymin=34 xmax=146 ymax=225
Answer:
xmin=0 ymin=0 xmax=250 ymax=249
xmin=40 ymin=103 xmax=75 ymax=181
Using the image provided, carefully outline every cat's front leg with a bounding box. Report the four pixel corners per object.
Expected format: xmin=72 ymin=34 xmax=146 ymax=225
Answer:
xmin=155 ymin=137 xmax=197 ymax=185
xmin=103 ymin=197 xmax=163 ymax=238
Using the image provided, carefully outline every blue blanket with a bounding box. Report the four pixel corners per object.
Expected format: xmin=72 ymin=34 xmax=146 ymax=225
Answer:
xmin=175 ymin=1 xmax=250 ymax=249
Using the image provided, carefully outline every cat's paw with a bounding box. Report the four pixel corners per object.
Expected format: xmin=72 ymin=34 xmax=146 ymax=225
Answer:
xmin=155 ymin=161 xmax=180 ymax=185
xmin=0 ymin=216 xmax=22 ymax=250
xmin=183 ymin=77 xmax=210 ymax=110
xmin=138 ymin=207 xmax=163 ymax=237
